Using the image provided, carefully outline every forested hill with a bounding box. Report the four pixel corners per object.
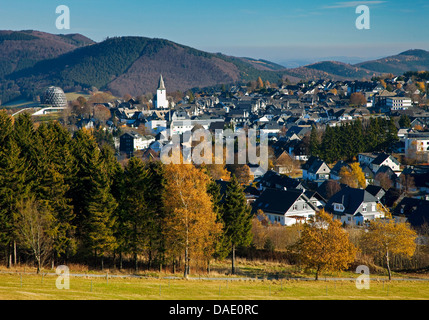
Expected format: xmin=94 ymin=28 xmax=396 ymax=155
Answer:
xmin=2 ymin=35 xmax=291 ymax=102
xmin=0 ymin=30 xmax=94 ymax=78
xmin=1 ymin=30 xmax=429 ymax=104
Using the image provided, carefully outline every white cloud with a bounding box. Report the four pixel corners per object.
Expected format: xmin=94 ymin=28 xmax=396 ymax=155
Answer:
xmin=323 ymin=1 xmax=387 ymax=9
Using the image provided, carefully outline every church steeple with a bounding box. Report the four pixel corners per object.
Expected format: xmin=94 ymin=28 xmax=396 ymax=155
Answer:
xmin=155 ymin=74 xmax=168 ymax=109
xmin=158 ymin=74 xmax=166 ymax=91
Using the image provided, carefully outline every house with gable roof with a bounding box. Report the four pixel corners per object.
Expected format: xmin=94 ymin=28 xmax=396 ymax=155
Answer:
xmin=324 ymin=186 xmax=384 ymax=226
xmin=302 ymin=156 xmax=331 ymax=182
xmin=252 ymin=188 xmax=317 ymax=226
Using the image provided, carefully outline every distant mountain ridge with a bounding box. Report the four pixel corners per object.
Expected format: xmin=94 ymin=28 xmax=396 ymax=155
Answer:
xmin=0 ymin=30 xmax=428 ymax=104
xmin=0 ymin=30 xmax=94 ymax=78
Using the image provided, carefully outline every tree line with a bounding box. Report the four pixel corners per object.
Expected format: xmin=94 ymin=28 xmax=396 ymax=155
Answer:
xmin=0 ymin=111 xmax=419 ymax=280
xmin=309 ymin=118 xmax=399 ymax=163
xmin=0 ymin=111 xmax=254 ymax=276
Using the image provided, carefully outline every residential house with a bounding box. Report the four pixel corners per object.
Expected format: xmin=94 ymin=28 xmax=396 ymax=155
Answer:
xmin=324 ymin=186 xmax=383 ymax=226
xmin=302 ymin=156 xmax=331 ymax=182
xmin=405 ymin=132 xmax=429 ymax=162
xmin=358 ymin=152 xmax=401 ymax=174
xmin=393 ymin=197 xmax=429 ymax=227
xmin=330 ymin=161 xmax=351 ymax=181
xmin=365 ymin=185 xmax=386 ymax=202
xmin=252 ymin=188 xmax=317 ymax=226
xmin=119 ymin=132 xmax=155 ymax=154
xmin=272 ymin=149 xmax=295 ymax=175
xmin=256 ymin=170 xmax=305 ymax=192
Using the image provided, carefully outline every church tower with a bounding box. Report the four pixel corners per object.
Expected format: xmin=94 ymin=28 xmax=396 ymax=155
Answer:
xmin=155 ymin=74 xmax=168 ymax=109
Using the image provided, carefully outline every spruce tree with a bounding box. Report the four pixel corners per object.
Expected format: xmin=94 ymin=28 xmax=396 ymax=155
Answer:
xmin=70 ymin=129 xmax=117 ymax=268
xmin=143 ymin=160 xmax=167 ymax=269
xmin=33 ymin=122 xmax=76 ymax=264
xmin=121 ymin=157 xmax=150 ymax=271
xmin=221 ymin=175 xmax=253 ymax=274
xmin=207 ymin=180 xmax=229 ymax=262
xmin=0 ymin=138 xmax=29 ymax=267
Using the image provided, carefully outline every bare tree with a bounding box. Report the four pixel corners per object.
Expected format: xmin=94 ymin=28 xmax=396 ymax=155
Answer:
xmin=15 ymin=197 xmax=54 ymax=273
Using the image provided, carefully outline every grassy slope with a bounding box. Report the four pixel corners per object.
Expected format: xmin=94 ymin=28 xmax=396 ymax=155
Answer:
xmin=0 ymin=272 xmax=428 ymax=300
xmin=0 ymin=258 xmax=428 ymax=300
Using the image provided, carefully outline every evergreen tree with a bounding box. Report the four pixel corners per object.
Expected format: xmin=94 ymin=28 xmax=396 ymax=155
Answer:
xmin=399 ymin=114 xmax=411 ymax=128
xmin=70 ymin=129 xmax=117 ymax=268
xmin=33 ymin=122 xmax=76 ymax=263
xmin=207 ymin=180 xmax=229 ymax=262
xmin=143 ymin=160 xmax=167 ymax=269
xmin=0 ymin=138 xmax=29 ymax=267
xmin=221 ymin=175 xmax=253 ymax=274
xmin=120 ymin=157 xmax=150 ymax=271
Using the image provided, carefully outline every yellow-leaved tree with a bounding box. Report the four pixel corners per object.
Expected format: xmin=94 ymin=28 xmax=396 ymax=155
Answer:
xmin=295 ymin=209 xmax=357 ymax=280
xmin=163 ymin=163 xmax=222 ymax=278
xmin=360 ymin=218 xmax=417 ymax=280
xmin=339 ymin=162 xmax=366 ymax=189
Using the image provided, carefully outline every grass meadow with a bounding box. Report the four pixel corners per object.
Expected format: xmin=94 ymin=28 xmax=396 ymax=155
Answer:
xmin=0 ymin=270 xmax=428 ymax=300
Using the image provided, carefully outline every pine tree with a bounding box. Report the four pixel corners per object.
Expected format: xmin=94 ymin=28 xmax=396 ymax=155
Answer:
xmin=70 ymin=129 xmax=117 ymax=268
xmin=143 ymin=160 xmax=167 ymax=269
xmin=221 ymin=175 xmax=253 ymax=274
xmin=207 ymin=180 xmax=229 ymax=263
xmin=33 ymin=122 xmax=76 ymax=263
xmin=120 ymin=157 xmax=150 ymax=271
xmin=0 ymin=138 xmax=30 ymax=267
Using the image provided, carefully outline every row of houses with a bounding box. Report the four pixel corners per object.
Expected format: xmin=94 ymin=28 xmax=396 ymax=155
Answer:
xmin=85 ymin=76 xmax=429 ymax=229
xmin=241 ymin=166 xmax=429 ymax=229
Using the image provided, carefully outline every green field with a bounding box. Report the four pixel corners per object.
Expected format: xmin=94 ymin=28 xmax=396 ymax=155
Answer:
xmin=0 ymin=272 xmax=428 ymax=300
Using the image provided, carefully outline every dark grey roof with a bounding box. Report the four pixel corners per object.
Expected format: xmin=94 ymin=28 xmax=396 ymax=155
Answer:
xmin=365 ymin=185 xmax=386 ymax=199
xmin=325 ymin=186 xmax=378 ymax=216
xmin=371 ymin=153 xmax=393 ymax=166
xmin=393 ymin=197 xmax=429 ymax=227
xmin=252 ymin=188 xmax=304 ymax=215
xmin=257 ymin=170 xmax=303 ymax=190
xmin=330 ymin=161 xmax=350 ymax=176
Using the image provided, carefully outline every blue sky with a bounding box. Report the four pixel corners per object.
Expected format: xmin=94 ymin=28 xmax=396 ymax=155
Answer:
xmin=1 ymin=0 xmax=428 ymax=66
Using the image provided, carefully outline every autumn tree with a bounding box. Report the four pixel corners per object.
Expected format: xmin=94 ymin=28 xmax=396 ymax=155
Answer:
xmin=163 ymin=164 xmax=222 ymax=278
xmin=93 ymin=104 xmax=112 ymax=122
xmin=349 ymin=92 xmax=367 ymax=107
xmin=339 ymin=162 xmax=366 ymax=189
xmin=375 ymin=172 xmax=393 ymax=191
xmin=360 ymin=218 xmax=417 ymax=280
xmin=295 ymin=209 xmax=357 ymax=280
xmin=14 ymin=196 xmax=54 ymax=273
xmin=257 ymin=77 xmax=264 ymax=90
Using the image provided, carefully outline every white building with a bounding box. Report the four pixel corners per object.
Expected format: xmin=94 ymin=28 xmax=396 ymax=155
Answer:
xmin=405 ymin=132 xmax=429 ymax=158
xmin=386 ymin=97 xmax=412 ymax=111
xmin=154 ymin=74 xmax=169 ymax=109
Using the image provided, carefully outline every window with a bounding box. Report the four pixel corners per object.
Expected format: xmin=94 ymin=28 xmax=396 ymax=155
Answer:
xmin=362 ymin=206 xmax=367 ymax=212
xmin=293 ymin=204 xmax=298 ymax=211
xmin=334 ymin=203 xmax=344 ymax=212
